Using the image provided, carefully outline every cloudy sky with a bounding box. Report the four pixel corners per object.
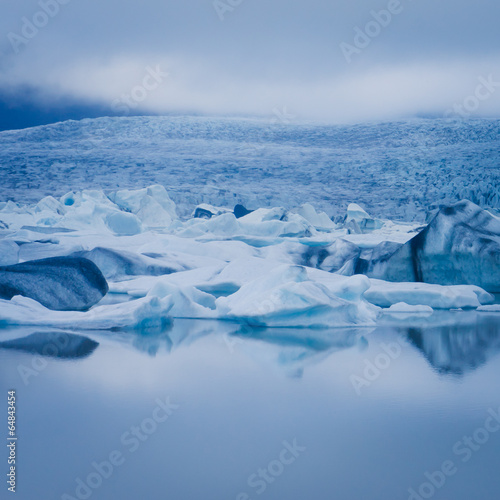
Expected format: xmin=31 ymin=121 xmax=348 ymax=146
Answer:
xmin=1 ymin=0 xmax=499 ymax=129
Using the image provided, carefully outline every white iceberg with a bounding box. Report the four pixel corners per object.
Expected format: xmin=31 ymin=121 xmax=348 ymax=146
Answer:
xmin=216 ymin=265 xmax=377 ymax=328
xmin=364 ymin=280 xmax=493 ymax=309
xmin=0 ymin=295 xmax=173 ymax=331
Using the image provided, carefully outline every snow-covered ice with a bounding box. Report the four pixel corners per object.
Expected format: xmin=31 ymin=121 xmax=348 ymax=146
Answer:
xmin=0 ymin=116 xmax=499 ymax=332
xmin=0 ymin=184 xmax=498 ymax=330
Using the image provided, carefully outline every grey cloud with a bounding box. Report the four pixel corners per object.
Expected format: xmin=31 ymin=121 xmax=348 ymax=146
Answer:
xmin=0 ymin=0 xmax=499 ymax=123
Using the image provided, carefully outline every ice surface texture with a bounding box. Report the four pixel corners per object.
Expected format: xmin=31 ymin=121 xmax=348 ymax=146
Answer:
xmin=0 ymin=257 xmax=108 ymax=311
xmin=1 ymin=116 xmax=499 ymax=221
xmin=365 ymin=201 xmax=500 ymax=292
xmin=0 ymin=185 xmax=497 ymax=331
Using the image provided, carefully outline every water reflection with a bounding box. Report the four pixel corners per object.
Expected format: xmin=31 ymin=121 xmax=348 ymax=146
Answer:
xmin=229 ymin=324 xmax=372 ymax=378
xmin=2 ymin=312 xmax=500 ymax=380
xmin=0 ymin=331 xmax=99 ymax=359
xmin=1 ymin=314 xmax=500 ymax=500
xmin=401 ymin=315 xmax=500 ymax=375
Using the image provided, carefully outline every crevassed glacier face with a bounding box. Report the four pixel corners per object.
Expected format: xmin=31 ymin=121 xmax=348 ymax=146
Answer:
xmin=1 ymin=116 xmax=499 ymax=220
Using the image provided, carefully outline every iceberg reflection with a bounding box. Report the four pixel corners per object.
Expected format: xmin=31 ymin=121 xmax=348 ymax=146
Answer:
xmin=402 ymin=316 xmax=500 ymax=375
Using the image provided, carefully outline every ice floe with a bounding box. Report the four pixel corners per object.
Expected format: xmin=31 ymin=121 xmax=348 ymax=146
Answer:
xmin=0 ymin=188 xmax=498 ymax=331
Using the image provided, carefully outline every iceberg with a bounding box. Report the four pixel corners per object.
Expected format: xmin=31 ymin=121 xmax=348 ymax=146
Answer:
xmin=364 ymin=280 xmax=493 ymax=309
xmin=72 ymin=247 xmax=183 ymax=280
xmin=366 ymin=201 xmax=500 ymax=292
xmin=0 ymin=178 xmax=498 ymax=331
xmin=0 ymin=295 xmax=173 ymax=331
xmin=108 ymin=184 xmax=177 ymax=229
xmin=344 ymin=203 xmax=384 ymax=234
xmin=104 ymin=211 xmax=142 ymax=236
xmin=0 ymin=257 xmax=108 ymax=311
xmin=0 ymin=240 xmax=19 ymax=266
xmin=296 ymin=203 xmax=336 ymax=231
xmin=192 ymin=204 xmax=232 ymax=219
xmin=385 ymin=302 xmax=434 ymax=314
xmin=299 ymin=239 xmax=361 ymax=274
xmin=477 ymin=304 xmax=500 ymax=312
xmin=216 ymin=265 xmax=377 ymax=328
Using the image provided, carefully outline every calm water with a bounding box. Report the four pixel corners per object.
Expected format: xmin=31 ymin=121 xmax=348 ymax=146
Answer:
xmin=1 ymin=314 xmax=500 ymax=500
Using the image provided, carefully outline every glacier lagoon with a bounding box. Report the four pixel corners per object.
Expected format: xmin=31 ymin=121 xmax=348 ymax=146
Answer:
xmin=1 ymin=115 xmax=500 ymax=499
xmin=1 ymin=316 xmax=500 ymax=500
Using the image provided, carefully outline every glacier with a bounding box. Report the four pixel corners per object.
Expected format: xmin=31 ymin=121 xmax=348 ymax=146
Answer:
xmin=1 ymin=116 xmax=499 ymax=221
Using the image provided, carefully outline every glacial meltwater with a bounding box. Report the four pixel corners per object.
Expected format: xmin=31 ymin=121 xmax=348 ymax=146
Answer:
xmin=1 ymin=314 xmax=500 ymax=500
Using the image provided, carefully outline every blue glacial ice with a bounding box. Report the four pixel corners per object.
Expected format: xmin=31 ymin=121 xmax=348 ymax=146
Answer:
xmin=0 ymin=116 xmax=499 ymax=331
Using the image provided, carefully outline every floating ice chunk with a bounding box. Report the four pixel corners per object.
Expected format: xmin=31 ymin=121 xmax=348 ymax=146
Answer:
xmin=345 ymin=203 xmax=384 ymax=233
xmin=35 ymin=196 xmax=66 ymax=215
xmin=364 ymin=280 xmax=494 ymax=309
xmin=61 ymin=189 xmax=114 ymax=209
xmin=147 ymin=281 xmax=216 ymax=318
xmin=104 ymin=211 xmax=142 ymax=236
xmin=176 ymin=213 xmax=240 ymax=238
xmin=57 ymin=190 xmax=122 ymax=231
xmin=109 ymin=265 xmax=225 ymax=296
xmin=347 ymin=203 xmax=370 ymax=220
xmin=136 ymin=197 xmax=174 ymax=228
xmin=0 ymin=295 xmax=173 ymax=331
xmin=299 ymin=239 xmax=360 ymax=273
xmin=238 ymin=207 xmax=288 ymax=223
xmin=176 ymin=208 xmax=314 ymax=239
xmin=296 ymin=203 xmax=336 ymax=230
xmin=109 ymin=185 xmax=177 ymax=228
xmin=60 ymin=191 xmax=81 ymax=207
xmin=385 ymin=302 xmax=434 ymax=313
xmin=72 ymin=247 xmax=182 ymax=280
xmin=146 ymin=184 xmax=177 ymax=214
xmin=370 ymin=201 xmax=500 ymax=292
xmin=216 ymin=265 xmax=377 ymax=328
xmin=238 ymin=212 xmax=314 ymax=239
xmin=192 ymin=204 xmax=232 ymax=219
xmin=197 ymin=257 xmax=284 ymax=296
xmin=56 ymin=187 xmax=177 ymax=233
xmin=0 ymin=201 xmax=27 ymax=214
xmin=234 ymin=204 xmax=253 ymax=219
xmin=355 ymin=241 xmax=403 ymax=276
xmin=477 ymin=304 xmax=500 ymax=312
xmin=0 ymin=257 xmax=108 ymax=311
xmin=0 ymin=240 xmax=19 ymax=266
